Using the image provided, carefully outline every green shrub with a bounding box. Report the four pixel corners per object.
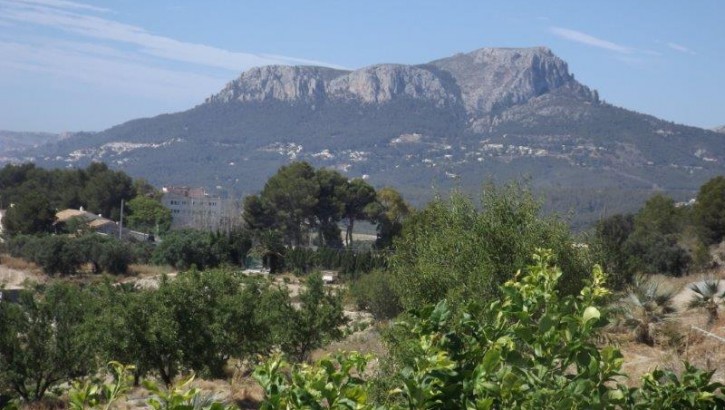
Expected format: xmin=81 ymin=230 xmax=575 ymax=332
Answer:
xmin=349 ymin=270 xmax=402 ymax=320
xmin=255 ymin=250 xmax=725 ymax=409
xmin=390 ymin=183 xmax=591 ymax=311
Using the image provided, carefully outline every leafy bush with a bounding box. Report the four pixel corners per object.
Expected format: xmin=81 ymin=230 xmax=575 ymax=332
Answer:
xmin=152 ymin=229 xmax=252 ymax=270
xmin=0 ymin=283 xmax=95 ymax=401
xmin=283 ymin=247 xmax=387 ymax=277
xmin=270 ymin=272 xmax=348 ymax=361
xmin=255 ymin=250 xmax=725 ymax=409
xmin=594 ymin=194 xmax=694 ymax=279
xmin=152 ymin=229 xmax=218 ymax=270
xmin=390 ymin=183 xmax=591 ymax=311
xmin=5 ymin=234 xmax=134 ymax=275
xmin=33 ymin=235 xmax=85 ymax=275
xmin=694 ymin=176 xmax=725 ymax=246
xmin=254 ymin=353 xmax=370 ymax=410
xmin=349 ymin=270 xmax=402 ymax=320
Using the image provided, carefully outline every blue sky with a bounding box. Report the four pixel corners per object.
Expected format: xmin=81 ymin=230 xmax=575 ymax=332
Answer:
xmin=1 ymin=0 xmax=724 ymax=132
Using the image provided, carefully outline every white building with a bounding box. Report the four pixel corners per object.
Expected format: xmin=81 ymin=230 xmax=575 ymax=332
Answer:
xmin=161 ymin=186 xmax=239 ymax=231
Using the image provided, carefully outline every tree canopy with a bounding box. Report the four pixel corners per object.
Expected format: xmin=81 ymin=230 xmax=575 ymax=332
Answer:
xmin=243 ymin=161 xmax=408 ymax=250
xmin=390 ymin=182 xmax=591 ymax=311
xmin=694 ymin=176 xmax=725 ymax=245
xmin=0 ymin=162 xmax=150 ymax=236
xmin=126 ymin=196 xmax=172 ymax=235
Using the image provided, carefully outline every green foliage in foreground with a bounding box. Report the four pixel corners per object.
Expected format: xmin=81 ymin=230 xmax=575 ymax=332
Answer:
xmin=390 ymin=183 xmax=592 ymax=312
xmin=0 ymin=283 xmax=93 ymax=401
xmin=254 ymin=251 xmax=725 ymax=409
xmin=0 ymin=270 xmax=346 ymax=404
xmin=4 ymin=252 xmax=724 ymax=409
xmin=65 ymin=361 xmax=234 ymax=410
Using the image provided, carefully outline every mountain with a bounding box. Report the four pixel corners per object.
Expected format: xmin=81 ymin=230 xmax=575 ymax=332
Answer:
xmin=9 ymin=47 xmax=725 ymax=228
xmin=0 ymin=130 xmax=62 ymax=158
xmin=714 ymin=125 xmax=725 ymax=134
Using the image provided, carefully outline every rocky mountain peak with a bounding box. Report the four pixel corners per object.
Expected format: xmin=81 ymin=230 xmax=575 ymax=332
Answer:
xmin=206 ymin=65 xmax=349 ymax=104
xmin=429 ymin=46 xmax=594 ymax=116
xmin=206 ymin=47 xmax=595 ymax=113
xmin=204 ymin=46 xmax=598 ymax=125
xmin=328 ymin=64 xmax=458 ymax=106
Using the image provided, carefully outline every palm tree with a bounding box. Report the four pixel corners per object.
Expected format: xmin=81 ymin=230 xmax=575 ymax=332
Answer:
xmin=621 ymin=275 xmax=677 ymax=345
xmin=688 ymin=280 xmax=724 ymax=327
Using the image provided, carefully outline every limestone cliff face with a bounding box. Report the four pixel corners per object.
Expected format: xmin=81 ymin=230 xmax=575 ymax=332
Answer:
xmin=206 ymin=65 xmax=348 ymax=103
xmin=207 ymin=64 xmax=458 ymax=107
xmin=429 ymin=47 xmax=596 ymax=116
xmin=205 ymin=47 xmax=595 ymax=117
xmin=327 ymin=64 xmax=458 ymax=106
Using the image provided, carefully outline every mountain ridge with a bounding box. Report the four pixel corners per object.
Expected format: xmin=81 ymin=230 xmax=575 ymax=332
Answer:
xmin=6 ymin=46 xmax=724 ymax=228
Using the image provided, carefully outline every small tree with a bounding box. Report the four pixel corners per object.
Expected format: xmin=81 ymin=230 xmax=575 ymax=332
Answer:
xmin=151 ymin=229 xmax=217 ymax=270
xmin=342 ymin=178 xmax=377 ymax=248
xmin=126 ymin=196 xmax=172 ymax=235
xmin=391 ymin=182 xmax=591 ymax=311
xmin=349 ymin=270 xmax=402 ymax=320
xmin=279 ymin=272 xmax=347 ymax=361
xmin=1 ymin=193 xmax=55 ymax=236
xmin=694 ymin=176 xmax=725 ymax=245
xmin=98 ymin=240 xmax=133 ymax=275
xmin=35 ymin=235 xmax=85 ymax=276
xmin=594 ymin=213 xmax=635 ymax=289
xmin=0 ymin=284 xmax=94 ymax=401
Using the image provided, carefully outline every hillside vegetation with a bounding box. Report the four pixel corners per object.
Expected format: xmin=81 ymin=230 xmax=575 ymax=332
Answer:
xmin=2 ymin=163 xmax=725 ymax=408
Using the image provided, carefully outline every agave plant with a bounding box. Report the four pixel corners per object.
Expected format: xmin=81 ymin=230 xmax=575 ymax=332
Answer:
xmin=688 ymin=280 xmax=724 ymax=327
xmin=621 ymin=275 xmax=677 ymax=346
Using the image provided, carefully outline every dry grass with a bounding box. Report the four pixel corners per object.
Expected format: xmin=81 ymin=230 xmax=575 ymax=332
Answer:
xmin=18 ymin=398 xmax=66 ymax=410
xmin=230 ymin=368 xmax=264 ymax=410
xmin=617 ymin=319 xmax=725 ymax=387
xmin=612 ymin=271 xmax=725 ymax=387
xmin=128 ymin=263 xmax=175 ymax=277
xmin=1 ymin=253 xmax=44 ymax=275
xmin=311 ymin=325 xmax=386 ymax=362
xmin=0 ymin=255 xmax=47 ymax=289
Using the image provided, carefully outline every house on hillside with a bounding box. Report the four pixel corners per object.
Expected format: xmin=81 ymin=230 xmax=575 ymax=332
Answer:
xmin=55 ymin=207 xmax=119 ymax=235
xmin=55 ymin=207 xmax=152 ymax=241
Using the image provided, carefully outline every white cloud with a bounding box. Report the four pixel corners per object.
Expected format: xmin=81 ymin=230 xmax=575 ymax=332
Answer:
xmin=549 ymin=27 xmax=632 ymax=54
xmin=0 ymin=0 xmax=343 ymax=71
xmin=0 ymin=39 xmax=227 ymax=101
xmin=667 ymin=42 xmax=695 ymax=54
xmin=14 ymin=0 xmax=110 ymax=13
xmin=0 ymin=0 xmax=347 ymax=118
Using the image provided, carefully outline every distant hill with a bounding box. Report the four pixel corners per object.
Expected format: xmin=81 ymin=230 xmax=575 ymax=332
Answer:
xmin=0 ymin=130 xmax=62 ymax=158
xmin=714 ymin=125 xmax=725 ymax=134
xmin=8 ymin=47 xmax=725 ymax=228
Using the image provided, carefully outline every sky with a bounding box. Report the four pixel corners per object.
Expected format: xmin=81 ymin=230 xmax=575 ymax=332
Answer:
xmin=1 ymin=0 xmax=724 ymax=133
